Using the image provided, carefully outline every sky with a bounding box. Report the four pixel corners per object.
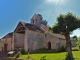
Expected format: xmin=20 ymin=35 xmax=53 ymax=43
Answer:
xmin=0 ymin=0 xmax=80 ymax=38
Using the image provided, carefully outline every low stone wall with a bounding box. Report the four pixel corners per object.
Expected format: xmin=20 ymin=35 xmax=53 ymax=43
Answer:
xmin=3 ymin=57 xmax=28 ymax=60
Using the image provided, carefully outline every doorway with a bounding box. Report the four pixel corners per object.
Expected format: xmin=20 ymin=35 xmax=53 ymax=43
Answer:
xmin=48 ymin=42 xmax=51 ymax=50
xmin=4 ymin=44 xmax=7 ymax=52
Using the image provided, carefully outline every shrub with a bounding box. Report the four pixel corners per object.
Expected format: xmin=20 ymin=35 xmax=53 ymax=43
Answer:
xmin=31 ymin=48 xmax=56 ymax=53
xmin=40 ymin=55 xmax=46 ymax=60
xmin=58 ymin=46 xmax=66 ymax=52
xmin=72 ymin=48 xmax=79 ymax=51
xmin=15 ymin=52 xmax=20 ymax=58
xmin=20 ymin=49 xmax=26 ymax=55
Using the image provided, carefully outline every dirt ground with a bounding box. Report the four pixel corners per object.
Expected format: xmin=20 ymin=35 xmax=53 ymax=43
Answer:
xmin=0 ymin=52 xmax=8 ymax=60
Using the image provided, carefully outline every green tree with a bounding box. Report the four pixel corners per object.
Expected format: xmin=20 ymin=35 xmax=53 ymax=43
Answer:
xmin=37 ymin=14 xmax=48 ymax=26
xmin=72 ymin=35 xmax=78 ymax=42
xmin=76 ymin=37 xmax=80 ymax=46
xmin=41 ymin=20 xmax=48 ymax=26
xmin=50 ymin=12 xmax=80 ymax=58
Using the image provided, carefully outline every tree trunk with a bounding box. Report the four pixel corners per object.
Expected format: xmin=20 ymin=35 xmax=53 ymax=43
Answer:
xmin=64 ymin=32 xmax=73 ymax=57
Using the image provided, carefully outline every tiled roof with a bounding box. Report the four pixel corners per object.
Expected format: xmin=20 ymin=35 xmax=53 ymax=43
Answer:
xmin=49 ymin=33 xmax=65 ymax=39
xmin=1 ymin=32 xmax=13 ymax=39
xmin=25 ymin=23 xmax=44 ymax=32
xmin=40 ymin=24 xmax=49 ymax=31
xmin=46 ymin=32 xmax=74 ymax=40
xmin=20 ymin=21 xmax=44 ymax=33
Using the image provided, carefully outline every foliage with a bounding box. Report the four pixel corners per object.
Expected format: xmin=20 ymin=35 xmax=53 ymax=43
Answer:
xmin=72 ymin=35 xmax=78 ymax=42
xmin=52 ymin=12 xmax=80 ymax=34
xmin=41 ymin=20 xmax=48 ymax=26
xmin=15 ymin=52 xmax=21 ymax=58
xmin=58 ymin=46 xmax=66 ymax=52
xmin=72 ymin=48 xmax=79 ymax=51
xmin=31 ymin=48 xmax=56 ymax=53
xmin=37 ymin=14 xmax=43 ymax=20
xmin=50 ymin=12 xmax=80 ymax=57
xmin=40 ymin=55 xmax=46 ymax=60
xmin=20 ymin=49 xmax=26 ymax=55
xmin=76 ymin=37 xmax=80 ymax=46
xmin=37 ymin=14 xmax=48 ymax=26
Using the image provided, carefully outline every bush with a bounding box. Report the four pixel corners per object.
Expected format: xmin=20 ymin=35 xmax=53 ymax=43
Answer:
xmin=40 ymin=55 xmax=46 ymax=60
xmin=15 ymin=52 xmax=20 ymax=58
xmin=20 ymin=49 xmax=26 ymax=55
xmin=58 ymin=46 xmax=66 ymax=52
xmin=31 ymin=48 xmax=56 ymax=53
xmin=72 ymin=48 xmax=79 ymax=51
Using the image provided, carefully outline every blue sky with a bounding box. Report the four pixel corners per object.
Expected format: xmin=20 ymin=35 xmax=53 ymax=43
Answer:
xmin=0 ymin=0 xmax=80 ymax=38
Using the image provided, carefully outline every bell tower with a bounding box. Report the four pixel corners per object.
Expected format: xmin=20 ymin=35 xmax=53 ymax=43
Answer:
xmin=30 ymin=13 xmax=42 ymax=28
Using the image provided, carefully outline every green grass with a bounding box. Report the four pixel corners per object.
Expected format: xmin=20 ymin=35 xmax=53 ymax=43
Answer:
xmin=18 ymin=51 xmax=80 ymax=60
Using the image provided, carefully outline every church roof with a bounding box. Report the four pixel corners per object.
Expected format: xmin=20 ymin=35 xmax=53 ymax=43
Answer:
xmin=20 ymin=21 xmax=44 ymax=33
xmin=1 ymin=32 xmax=13 ymax=39
xmin=49 ymin=33 xmax=65 ymax=39
xmin=40 ymin=24 xmax=49 ymax=31
xmin=46 ymin=32 xmax=74 ymax=40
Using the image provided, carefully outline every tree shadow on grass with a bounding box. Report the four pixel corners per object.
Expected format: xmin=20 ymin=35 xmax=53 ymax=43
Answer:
xmin=64 ymin=54 xmax=74 ymax=60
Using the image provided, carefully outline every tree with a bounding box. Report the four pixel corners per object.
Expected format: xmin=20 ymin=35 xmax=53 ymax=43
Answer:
xmin=76 ymin=37 xmax=80 ymax=46
xmin=50 ymin=12 xmax=80 ymax=58
xmin=37 ymin=14 xmax=48 ymax=26
xmin=41 ymin=20 xmax=48 ymax=26
xmin=72 ymin=35 xmax=78 ymax=41
xmin=37 ymin=14 xmax=43 ymax=20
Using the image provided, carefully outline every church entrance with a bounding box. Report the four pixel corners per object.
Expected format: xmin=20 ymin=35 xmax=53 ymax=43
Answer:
xmin=4 ymin=44 xmax=7 ymax=52
xmin=48 ymin=42 xmax=51 ymax=50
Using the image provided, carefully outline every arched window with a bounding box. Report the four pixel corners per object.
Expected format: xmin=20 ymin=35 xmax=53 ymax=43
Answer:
xmin=48 ymin=42 xmax=51 ymax=50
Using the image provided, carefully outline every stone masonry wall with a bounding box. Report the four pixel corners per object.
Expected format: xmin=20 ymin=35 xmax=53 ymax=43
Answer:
xmin=14 ymin=33 xmax=25 ymax=48
xmin=27 ymin=30 xmax=45 ymax=51
xmin=44 ymin=33 xmax=59 ymax=50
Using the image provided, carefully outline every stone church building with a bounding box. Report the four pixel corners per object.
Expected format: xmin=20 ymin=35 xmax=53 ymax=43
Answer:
xmin=0 ymin=14 xmax=76 ymax=52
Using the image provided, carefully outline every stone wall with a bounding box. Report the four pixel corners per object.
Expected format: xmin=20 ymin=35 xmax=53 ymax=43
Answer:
xmin=14 ymin=33 xmax=25 ymax=49
xmin=7 ymin=38 xmax=12 ymax=51
xmin=44 ymin=33 xmax=59 ymax=50
xmin=59 ymin=39 xmax=76 ymax=47
xmin=0 ymin=37 xmax=12 ymax=52
xmin=71 ymin=40 xmax=76 ymax=47
xmin=26 ymin=30 xmax=45 ymax=51
xmin=59 ymin=39 xmax=66 ymax=47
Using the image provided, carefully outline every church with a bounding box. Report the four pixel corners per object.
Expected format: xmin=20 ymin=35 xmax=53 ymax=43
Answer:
xmin=0 ymin=14 xmax=76 ymax=52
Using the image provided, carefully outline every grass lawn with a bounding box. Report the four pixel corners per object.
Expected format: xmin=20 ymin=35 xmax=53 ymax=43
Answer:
xmin=18 ymin=51 xmax=80 ymax=60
